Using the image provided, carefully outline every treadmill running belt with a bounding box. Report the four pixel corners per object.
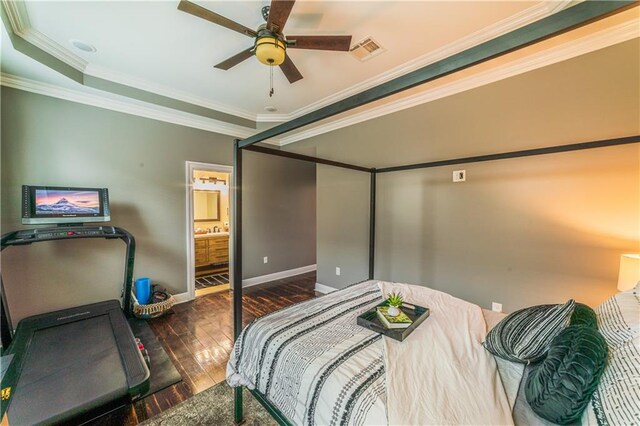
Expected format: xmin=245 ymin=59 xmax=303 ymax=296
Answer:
xmin=8 ymin=315 xmax=129 ymax=425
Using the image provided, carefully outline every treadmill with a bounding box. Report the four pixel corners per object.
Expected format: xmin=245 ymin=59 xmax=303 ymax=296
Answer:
xmin=0 ymin=226 xmax=150 ymax=425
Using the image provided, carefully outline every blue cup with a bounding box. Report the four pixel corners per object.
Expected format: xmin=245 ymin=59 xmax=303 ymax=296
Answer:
xmin=135 ymin=277 xmax=151 ymax=305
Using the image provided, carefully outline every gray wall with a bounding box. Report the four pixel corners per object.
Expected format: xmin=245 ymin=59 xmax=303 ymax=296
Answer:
xmin=375 ymin=144 xmax=639 ymax=311
xmin=316 ymin=165 xmax=370 ymax=288
xmin=1 ymin=87 xmax=315 ymax=322
xmin=295 ymin=40 xmax=640 ymax=311
xmin=243 ymin=151 xmax=316 ymax=278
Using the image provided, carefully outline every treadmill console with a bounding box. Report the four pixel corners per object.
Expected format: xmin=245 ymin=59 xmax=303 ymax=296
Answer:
xmin=5 ymin=226 xmax=118 ymax=245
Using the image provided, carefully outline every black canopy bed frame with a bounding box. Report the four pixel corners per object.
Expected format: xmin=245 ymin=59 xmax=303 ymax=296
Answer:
xmin=230 ymin=1 xmax=639 ymax=424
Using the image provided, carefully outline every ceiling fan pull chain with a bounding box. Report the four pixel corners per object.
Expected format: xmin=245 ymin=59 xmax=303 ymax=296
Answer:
xmin=269 ymin=65 xmax=275 ymax=97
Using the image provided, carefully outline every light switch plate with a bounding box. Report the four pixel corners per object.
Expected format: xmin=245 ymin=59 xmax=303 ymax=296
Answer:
xmin=453 ymin=170 xmax=466 ymax=182
xmin=336 ymin=267 xmax=341 ymax=276
xmin=263 ymin=256 xmax=268 ymax=264
xmin=492 ymin=302 xmax=503 ymax=312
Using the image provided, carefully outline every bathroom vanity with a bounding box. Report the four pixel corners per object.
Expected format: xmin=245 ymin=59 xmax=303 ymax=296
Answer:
xmin=194 ymin=233 xmax=229 ymax=274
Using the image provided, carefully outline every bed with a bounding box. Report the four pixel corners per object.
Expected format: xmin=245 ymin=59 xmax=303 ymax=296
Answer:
xmin=227 ymin=280 xmax=640 ymax=425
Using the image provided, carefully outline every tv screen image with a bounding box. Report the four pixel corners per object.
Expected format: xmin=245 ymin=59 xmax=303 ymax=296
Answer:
xmin=35 ymin=189 xmax=100 ymax=215
xmin=22 ymin=185 xmax=110 ymax=225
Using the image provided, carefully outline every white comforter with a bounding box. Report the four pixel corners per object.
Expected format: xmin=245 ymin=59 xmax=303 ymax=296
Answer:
xmin=379 ymin=282 xmax=513 ymax=425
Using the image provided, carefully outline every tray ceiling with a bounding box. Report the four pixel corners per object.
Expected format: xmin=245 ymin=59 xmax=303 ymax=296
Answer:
xmin=1 ymin=1 xmax=638 ymax=144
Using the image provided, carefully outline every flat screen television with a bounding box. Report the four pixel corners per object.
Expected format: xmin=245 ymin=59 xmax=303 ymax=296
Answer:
xmin=22 ymin=185 xmax=110 ymax=225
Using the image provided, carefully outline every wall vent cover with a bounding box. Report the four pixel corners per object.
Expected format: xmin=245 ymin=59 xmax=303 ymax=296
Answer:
xmin=350 ymin=36 xmax=385 ymax=61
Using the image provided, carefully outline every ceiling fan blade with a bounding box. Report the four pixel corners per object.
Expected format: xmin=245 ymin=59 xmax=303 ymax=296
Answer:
xmin=267 ymin=0 xmax=296 ymax=33
xmin=279 ymin=56 xmax=303 ymax=84
xmin=178 ymin=0 xmax=256 ymax=38
xmin=214 ymin=48 xmax=254 ymax=70
xmin=287 ymin=35 xmax=352 ymax=51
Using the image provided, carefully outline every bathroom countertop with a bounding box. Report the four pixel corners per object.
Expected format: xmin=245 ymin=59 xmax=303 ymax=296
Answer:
xmin=194 ymin=231 xmax=229 ymax=238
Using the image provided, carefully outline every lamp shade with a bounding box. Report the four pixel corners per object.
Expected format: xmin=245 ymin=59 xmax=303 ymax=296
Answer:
xmin=617 ymin=254 xmax=640 ymax=291
xmin=255 ymin=36 xmax=286 ymax=66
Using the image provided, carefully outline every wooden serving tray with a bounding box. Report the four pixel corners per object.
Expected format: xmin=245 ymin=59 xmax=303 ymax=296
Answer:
xmin=357 ymin=302 xmax=430 ymax=342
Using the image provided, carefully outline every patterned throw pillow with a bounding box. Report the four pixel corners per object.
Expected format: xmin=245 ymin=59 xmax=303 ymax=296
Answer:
xmin=525 ymin=325 xmax=608 ymax=425
xmin=483 ymin=300 xmax=575 ymax=363
xmin=570 ymin=303 xmax=598 ymax=328
xmin=581 ymin=290 xmax=640 ymax=425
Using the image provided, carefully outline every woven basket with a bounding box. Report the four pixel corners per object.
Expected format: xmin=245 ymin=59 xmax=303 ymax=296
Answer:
xmin=132 ymin=291 xmax=175 ymax=319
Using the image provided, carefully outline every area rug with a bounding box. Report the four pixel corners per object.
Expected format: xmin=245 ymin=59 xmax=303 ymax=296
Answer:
xmin=140 ymin=382 xmax=277 ymax=426
xmin=195 ymin=272 xmax=229 ymax=289
xmin=129 ymin=319 xmax=182 ymax=399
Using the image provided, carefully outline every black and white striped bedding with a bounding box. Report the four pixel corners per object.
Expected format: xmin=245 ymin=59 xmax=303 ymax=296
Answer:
xmin=583 ymin=288 xmax=640 ymax=425
xmin=226 ymin=281 xmax=387 ymax=425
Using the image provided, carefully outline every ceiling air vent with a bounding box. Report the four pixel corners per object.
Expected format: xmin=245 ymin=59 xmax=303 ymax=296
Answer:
xmin=349 ymin=37 xmax=385 ymax=62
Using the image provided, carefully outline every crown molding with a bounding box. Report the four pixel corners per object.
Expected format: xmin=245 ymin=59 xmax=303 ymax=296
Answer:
xmin=0 ymin=72 xmax=260 ymax=140
xmin=3 ymin=0 xmax=572 ymax=126
xmin=1 ymin=0 xmax=28 ymax=33
xmin=547 ymin=0 xmax=578 ymax=15
xmin=22 ymin=27 xmax=88 ymax=72
xmin=3 ymin=14 xmax=636 ymax=149
xmin=3 ymin=0 xmax=88 ymax=72
xmin=256 ymin=113 xmax=291 ymax=123
xmin=1 ymin=1 xmax=256 ymax=124
xmin=3 ymin=0 xmax=635 ymax=148
xmin=278 ymin=2 xmax=556 ymax=122
xmin=85 ymin=64 xmax=258 ymax=122
xmin=278 ymin=20 xmax=639 ymax=146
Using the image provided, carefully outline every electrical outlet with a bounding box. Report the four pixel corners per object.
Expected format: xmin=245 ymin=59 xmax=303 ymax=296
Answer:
xmin=336 ymin=267 xmax=341 ymax=276
xmin=263 ymin=256 xmax=268 ymax=264
xmin=453 ymin=170 xmax=466 ymax=182
xmin=492 ymin=302 xmax=503 ymax=312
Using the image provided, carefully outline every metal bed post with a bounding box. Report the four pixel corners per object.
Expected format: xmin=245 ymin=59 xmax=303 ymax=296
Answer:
xmin=233 ymin=139 xmax=244 ymax=425
xmin=369 ymin=169 xmax=376 ymax=280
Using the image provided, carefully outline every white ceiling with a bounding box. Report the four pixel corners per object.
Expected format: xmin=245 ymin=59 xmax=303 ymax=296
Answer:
xmin=5 ymin=1 xmax=544 ymax=114
xmin=1 ymin=1 xmax=638 ymax=143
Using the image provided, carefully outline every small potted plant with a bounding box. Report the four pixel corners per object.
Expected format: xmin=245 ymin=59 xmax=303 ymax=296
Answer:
xmin=386 ymin=292 xmax=404 ymax=317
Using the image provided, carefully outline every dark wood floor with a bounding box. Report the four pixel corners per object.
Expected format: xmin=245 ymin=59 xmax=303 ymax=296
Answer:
xmin=93 ymin=272 xmax=317 ymax=425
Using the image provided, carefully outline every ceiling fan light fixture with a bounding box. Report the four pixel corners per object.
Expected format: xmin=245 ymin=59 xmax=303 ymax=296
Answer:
xmin=255 ymin=36 xmax=286 ymax=66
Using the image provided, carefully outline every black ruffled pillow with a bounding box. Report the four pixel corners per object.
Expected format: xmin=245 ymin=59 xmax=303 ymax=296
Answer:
xmin=525 ymin=325 xmax=608 ymax=425
xmin=570 ymin=303 xmax=597 ymax=328
xmin=483 ymin=300 xmax=575 ymax=363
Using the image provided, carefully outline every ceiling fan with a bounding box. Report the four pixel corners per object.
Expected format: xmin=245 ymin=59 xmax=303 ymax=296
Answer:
xmin=177 ymin=0 xmax=353 ymax=85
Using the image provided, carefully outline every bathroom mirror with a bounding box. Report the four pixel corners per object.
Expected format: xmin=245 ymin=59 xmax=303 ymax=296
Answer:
xmin=194 ymin=190 xmax=221 ymax=221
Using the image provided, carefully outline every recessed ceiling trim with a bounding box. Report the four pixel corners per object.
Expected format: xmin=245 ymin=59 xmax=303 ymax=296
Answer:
xmin=85 ymin=64 xmax=258 ymax=122
xmin=241 ymin=0 xmax=636 ymax=148
xmin=4 ymin=0 xmax=572 ymax=125
xmin=0 ymin=2 xmax=256 ymax=128
xmin=1 ymin=19 xmax=635 ymax=149
xmin=547 ymin=0 xmax=578 ymax=14
xmin=2 ymin=1 xmax=635 ymax=148
xmin=21 ymin=27 xmax=88 ymax=71
xmin=2 ymin=0 xmax=88 ymax=72
xmin=270 ymin=1 xmax=558 ymax=123
xmin=1 ymin=0 xmax=28 ymax=34
xmin=0 ymin=72 xmax=262 ymax=141
xmin=278 ymin=21 xmax=639 ymax=146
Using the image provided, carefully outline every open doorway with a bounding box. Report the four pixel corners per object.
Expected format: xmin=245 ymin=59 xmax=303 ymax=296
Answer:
xmin=186 ymin=161 xmax=233 ymax=299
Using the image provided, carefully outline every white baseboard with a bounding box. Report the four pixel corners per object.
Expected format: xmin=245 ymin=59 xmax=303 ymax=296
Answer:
xmin=172 ymin=291 xmax=192 ymax=304
xmin=315 ymin=282 xmax=338 ymax=294
xmin=242 ymin=264 xmax=317 ymax=288
xmin=172 ymin=264 xmax=317 ymax=304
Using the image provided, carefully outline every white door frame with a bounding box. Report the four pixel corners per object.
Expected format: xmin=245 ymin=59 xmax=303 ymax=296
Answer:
xmin=185 ymin=161 xmax=234 ymax=301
